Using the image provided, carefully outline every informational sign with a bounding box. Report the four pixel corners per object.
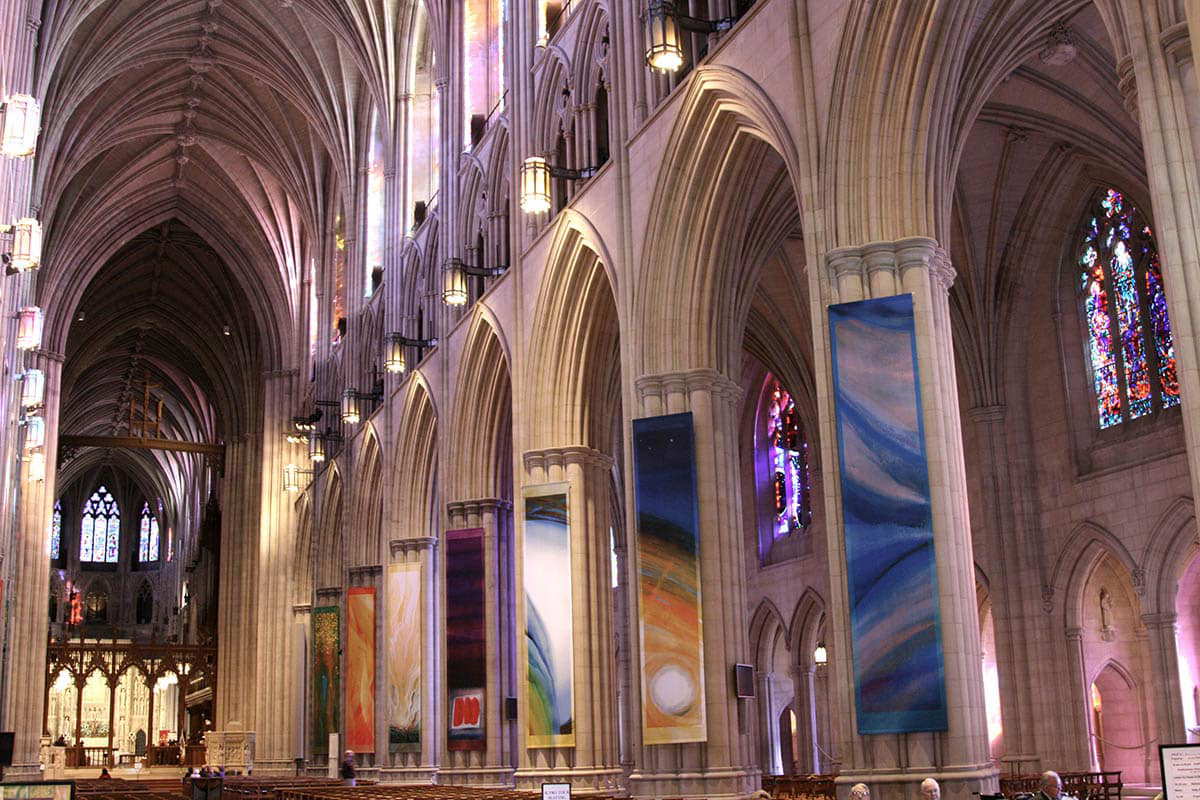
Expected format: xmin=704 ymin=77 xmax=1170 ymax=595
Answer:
xmin=1161 ymin=744 xmax=1200 ymax=800
xmin=0 ymin=783 xmax=75 ymax=800
xmin=541 ymin=783 xmax=571 ymax=800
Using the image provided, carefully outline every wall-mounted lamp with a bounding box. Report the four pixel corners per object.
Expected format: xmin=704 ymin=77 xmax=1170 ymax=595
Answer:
xmin=0 ymin=94 xmax=40 ymax=158
xmin=645 ymin=1 xmax=736 ymax=73
xmin=385 ymin=331 xmax=439 ymax=374
xmin=309 ymin=432 xmax=327 ymax=463
xmin=342 ymin=377 xmax=385 ymax=425
xmin=442 ymin=258 xmax=507 ymax=306
xmin=813 ymin=642 xmax=828 ymax=666
xmin=308 ymin=429 xmax=343 ymax=464
xmin=27 ymin=448 xmax=45 ymax=482
xmin=21 ymin=368 xmax=44 ymax=409
xmin=285 ymin=431 xmax=306 ymax=445
xmin=16 ymin=305 xmax=43 ymax=350
xmin=283 ymin=463 xmax=313 ymax=493
xmin=1 ymin=218 xmax=42 ymax=273
xmin=520 ymin=156 xmax=598 ymax=214
xmin=293 ymin=411 xmax=321 ymax=433
xmin=24 ymin=414 xmax=45 ymax=450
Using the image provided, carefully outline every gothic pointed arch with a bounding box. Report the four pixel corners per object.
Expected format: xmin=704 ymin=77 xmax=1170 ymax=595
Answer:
xmin=449 ymin=311 xmax=512 ymax=501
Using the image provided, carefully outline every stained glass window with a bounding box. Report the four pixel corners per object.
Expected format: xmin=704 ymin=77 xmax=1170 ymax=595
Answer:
xmin=80 ymin=486 xmax=120 ymax=564
xmin=1079 ymin=189 xmax=1179 ymax=428
xmin=766 ymin=379 xmax=812 ymax=538
xmin=50 ymin=500 xmax=61 ymax=560
xmin=138 ymin=502 xmax=159 ymax=563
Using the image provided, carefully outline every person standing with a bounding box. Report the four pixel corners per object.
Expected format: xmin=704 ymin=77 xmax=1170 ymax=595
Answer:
xmin=339 ymin=750 xmax=356 ymax=786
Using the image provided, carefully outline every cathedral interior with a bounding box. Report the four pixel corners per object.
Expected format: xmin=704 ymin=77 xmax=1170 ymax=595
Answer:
xmin=2 ymin=1 xmax=1200 ymax=800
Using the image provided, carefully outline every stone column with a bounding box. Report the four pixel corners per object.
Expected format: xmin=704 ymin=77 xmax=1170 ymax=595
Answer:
xmin=1120 ymin=7 xmax=1200 ymax=525
xmin=252 ymin=370 xmax=300 ymax=773
xmin=792 ymin=664 xmax=818 ymax=774
xmin=626 ymin=369 xmax=757 ymax=800
xmin=441 ymin=498 xmax=515 ymax=787
xmin=214 ymin=430 xmax=263 ymax=731
xmin=1142 ymin=613 xmax=1187 ymax=758
xmin=108 ymin=678 xmax=118 ymax=761
xmin=816 ymin=239 xmax=997 ymax=800
xmin=758 ymin=672 xmax=782 ymax=776
xmin=514 ymin=446 xmax=622 ymax=794
xmin=2 ymin=350 xmax=62 ymax=775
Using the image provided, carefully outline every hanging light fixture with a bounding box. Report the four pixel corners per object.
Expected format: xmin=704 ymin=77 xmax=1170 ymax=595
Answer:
xmin=283 ymin=463 xmax=311 ymax=493
xmin=16 ymin=306 xmax=43 ymax=350
xmin=27 ymin=449 xmax=45 ymax=482
xmin=442 ymin=259 xmax=470 ymax=306
xmin=520 ymin=157 xmax=553 ymax=214
xmin=643 ymin=1 xmax=736 ymax=74
xmin=0 ymin=94 xmax=41 ymax=158
xmin=384 ymin=330 xmax=439 ymax=373
xmin=813 ymin=642 xmax=828 ymax=666
xmin=21 ymin=368 xmax=44 ymax=409
xmin=441 ymin=258 xmax=507 ymax=307
xmin=285 ymin=431 xmax=306 ymax=445
xmin=646 ymin=1 xmax=684 ymax=72
xmin=520 ymin=156 xmax=599 ymax=215
xmin=1 ymin=217 xmax=42 ymax=273
xmin=341 ymin=388 xmax=363 ymax=425
xmin=24 ymin=415 xmax=45 ymax=449
xmin=308 ymin=432 xmax=327 ymax=463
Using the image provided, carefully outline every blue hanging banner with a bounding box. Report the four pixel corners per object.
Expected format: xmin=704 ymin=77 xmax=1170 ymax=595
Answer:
xmin=828 ymin=294 xmax=948 ymax=734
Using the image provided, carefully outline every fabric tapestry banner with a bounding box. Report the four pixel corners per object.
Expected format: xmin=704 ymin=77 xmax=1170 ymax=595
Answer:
xmin=311 ymin=605 xmax=341 ymax=752
xmin=828 ymin=293 xmax=949 ymax=734
xmin=346 ymin=587 xmax=376 ymax=752
xmin=632 ymin=412 xmax=707 ymax=745
xmin=523 ymin=484 xmax=575 ymax=748
xmin=446 ymin=527 xmax=486 ymax=751
xmin=387 ymin=562 xmax=422 ymax=752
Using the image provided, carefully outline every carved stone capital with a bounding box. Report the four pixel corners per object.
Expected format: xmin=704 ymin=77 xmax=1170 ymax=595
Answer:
xmin=523 ymin=445 xmax=613 ymax=474
xmin=635 ymin=368 xmax=742 ymax=407
xmin=446 ymin=497 xmax=512 ymax=519
xmin=389 ymin=536 xmax=437 ymax=556
xmin=966 ymin=404 xmax=1006 ymax=424
xmin=348 ymin=564 xmax=382 ymax=578
xmin=1162 ymin=22 xmax=1192 ymax=68
xmin=824 ymin=247 xmax=864 ymax=284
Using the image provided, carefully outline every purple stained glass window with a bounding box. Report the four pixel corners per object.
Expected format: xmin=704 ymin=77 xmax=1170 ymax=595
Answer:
xmin=80 ymin=486 xmax=120 ymax=563
xmin=1079 ymin=189 xmax=1178 ymax=428
xmin=766 ymin=379 xmax=812 ymax=539
xmin=50 ymin=501 xmax=61 ymax=560
xmin=139 ymin=502 xmax=160 ymax=563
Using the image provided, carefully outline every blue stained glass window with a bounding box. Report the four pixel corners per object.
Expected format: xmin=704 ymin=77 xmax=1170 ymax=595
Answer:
xmin=50 ymin=501 xmax=61 ymax=560
xmin=80 ymin=486 xmax=120 ymax=564
xmin=766 ymin=380 xmax=812 ymax=538
xmin=138 ymin=502 xmax=159 ymax=563
xmin=1079 ymin=189 xmax=1178 ymax=428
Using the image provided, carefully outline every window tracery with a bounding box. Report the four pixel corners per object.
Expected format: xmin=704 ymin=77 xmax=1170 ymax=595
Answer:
xmin=138 ymin=502 xmax=159 ymax=563
xmin=50 ymin=500 xmax=61 ymax=561
xmin=80 ymin=486 xmax=120 ymax=564
xmin=765 ymin=379 xmax=811 ymax=540
xmin=1079 ymin=188 xmax=1179 ymax=428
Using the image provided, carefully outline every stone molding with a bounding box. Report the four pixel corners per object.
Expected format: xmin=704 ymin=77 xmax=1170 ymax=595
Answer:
xmin=348 ymin=564 xmax=382 ymax=578
xmin=315 ymin=586 xmax=342 ymax=599
xmin=389 ymin=536 xmax=437 ymax=556
xmin=1162 ymin=22 xmax=1191 ymax=68
xmin=966 ymin=404 xmax=1007 ymax=424
xmin=634 ymin=367 xmax=742 ymax=405
xmin=291 ymin=603 xmax=311 ymax=614
xmin=824 ymin=236 xmax=953 ymax=290
xmin=446 ymin=497 xmax=512 ymax=517
xmin=522 ymin=445 xmax=613 ymax=473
